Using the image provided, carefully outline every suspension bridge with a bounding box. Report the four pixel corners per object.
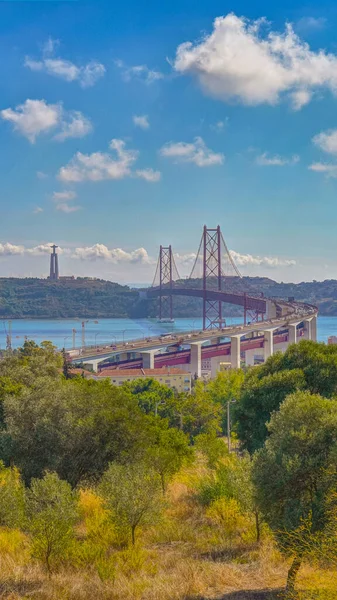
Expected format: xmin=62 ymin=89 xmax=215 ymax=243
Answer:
xmin=72 ymin=225 xmax=318 ymax=376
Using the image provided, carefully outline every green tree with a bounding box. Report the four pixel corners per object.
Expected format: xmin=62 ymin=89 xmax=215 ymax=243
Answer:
xmin=26 ymin=472 xmax=78 ymax=573
xmin=194 ymin=431 xmax=228 ymax=469
xmin=126 ymin=378 xmax=173 ymax=416
xmin=235 ymin=341 xmax=337 ymax=453
xmin=197 ymin=452 xmax=261 ymax=542
xmin=1 ymin=376 xmax=165 ymax=486
xmin=99 ymin=462 xmax=162 ymax=545
xmin=235 ymin=368 xmax=306 ymax=453
xmin=18 ymin=340 xmax=41 ymax=357
xmin=0 ymin=462 xmax=25 ymax=528
xmin=206 ymin=369 xmax=245 ymax=432
xmin=145 ymin=424 xmax=192 ymax=494
xmin=164 ymin=381 xmax=222 ymax=439
xmin=252 ymin=391 xmax=337 ymax=594
xmin=278 ymin=340 xmax=337 ymax=397
xmin=62 ymin=349 xmax=70 ymax=379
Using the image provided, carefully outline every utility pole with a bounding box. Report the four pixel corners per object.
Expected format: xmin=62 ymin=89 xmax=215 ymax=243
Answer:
xmin=6 ymin=320 xmax=12 ymax=352
xmin=72 ymin=328 xmax=76 ymax=349
xmin=81 ymin=321 xmax=86 ymax=348
xmin=227 ymin=399 xmax=236 ymax=453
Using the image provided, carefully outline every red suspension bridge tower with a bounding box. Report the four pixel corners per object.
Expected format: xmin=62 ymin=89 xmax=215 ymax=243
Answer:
xmin=202 ymin=225 xmax=223 ymax=330
xmin=159 ymin=245 xmax=173 ymax=322
xmin=153 ymin=225 xmax=244 ymax=329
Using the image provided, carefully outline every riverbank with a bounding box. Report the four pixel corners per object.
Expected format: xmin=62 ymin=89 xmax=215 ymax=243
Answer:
xmin=0 ymin=316 xmax=335 ymax=350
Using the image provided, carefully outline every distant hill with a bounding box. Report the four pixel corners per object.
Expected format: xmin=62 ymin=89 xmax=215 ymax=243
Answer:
xmin=0 ymin=276 xmax=336 ymax=319
xmin=0 ymin=278 xmax=139 ymax=319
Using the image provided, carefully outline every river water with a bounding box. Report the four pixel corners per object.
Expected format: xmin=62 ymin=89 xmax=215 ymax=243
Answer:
xmin=0 ymin=315 xmax=335 ymax=350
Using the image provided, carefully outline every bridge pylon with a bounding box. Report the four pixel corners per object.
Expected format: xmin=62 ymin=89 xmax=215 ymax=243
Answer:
xmin=159 ymin=245 xmax=173 ymax=321
xmin=202 ymin=225 xmax=223 ymax=330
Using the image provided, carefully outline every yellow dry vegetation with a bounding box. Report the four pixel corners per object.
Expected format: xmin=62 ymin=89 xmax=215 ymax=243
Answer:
xmin=0 ymin=461 xmax=335 ymax=600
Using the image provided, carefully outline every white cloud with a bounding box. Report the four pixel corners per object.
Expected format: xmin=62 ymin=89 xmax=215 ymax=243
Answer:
xmin=174 ymin=252 xmax=199 ymax=268
xmin=310 ymin=129 xmax=337 ymax=176
xmin=79 ymin=62 xmax=106 ymax=88
xmin=71 ymin=244 xmax=153 ymax=264
xmin=54 ymin=111 xmax=92 ymax=141
xmin=25 ymin=39 xmax=105 ymax=88
xmin=58 ymin=139 xmax=158 ymax=184
xmin=56 ymin=203 xmax=82 ymax=213
xmin=313 ymin=129 xmax=337 ymax=155
xmin=290 ymin=89 xmax=312 ymax=110
xmin=43 ymin=37 xmax=59 ymax=55
xmin=173 ymin=13 xmax=337 ymax=108
xmin=133 ymin=115 xmax=150 ymax=129
xmin=296 ymin=17 xmax=327 ymax=33
xmin=116 ymin=60 xmax=163 ymax=84
xmin=160 ymin=136 xmax=224 ymax=167
xmin=174 ymin=250 xmax=296 ymax=271
xmin=0 ymin=241 xmax=296 ymax=278
xmin=256 ymin=152 xmax=300 ymax=166
xmin=309 ymin=162 xmax=337 ymax=177
xmin=135 ymin=168 xmax=161 ymax=182
xmin=36 ymin=170 xmax=48 ymax=179
xmin=52 ymin=190 xmax=77 ymax=201
xmin=1 ymin=99 xmax=92 ymax=143
xmin=0 ymin=243 xmax=25 ymax=256
xmin=52 ymin=190 xmax=81 ymax=213
xmin=210 ymin=120 xmax=227 ymax=133
xmin=230 ymin=250 xmax=296 ymax=268
xmin=1 ymin=99 xmax=61 ymax=143
xmin=58 ymin=139 xmax=137 ymax=182
xmin=33 ymin=206 xmax=43 ymax=214
xmin=27 ymin=243 xmax=67 ymax=256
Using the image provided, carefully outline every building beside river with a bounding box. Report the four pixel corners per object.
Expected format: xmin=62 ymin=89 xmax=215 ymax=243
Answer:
xmin=95 ymin=367 xmax=191 ymax=393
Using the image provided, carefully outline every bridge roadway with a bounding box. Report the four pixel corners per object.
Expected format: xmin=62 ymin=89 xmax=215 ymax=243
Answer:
xmin=73 ymin=290 xmax=318 ymax=373
xmin=96 ymin=329 xmax=300 ymax=371
xmin=147 ymin=286 xmax=267 ymax=313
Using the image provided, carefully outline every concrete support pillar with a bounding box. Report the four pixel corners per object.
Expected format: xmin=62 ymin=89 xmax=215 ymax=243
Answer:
xmin=211 ymin=357 xmax=220 ymax=378
xmin=230 ymin=336 xmax=241 ymax=369
xmin=245 ymin=348 xmax=255 ymax=367
xmin=288 ymin=324 xmax=298 ymax=345
xmin=140 ymin=351 xmax=156 ymax=369
xmin=190 ymin=343 xmax=202 ymax=378
xmin=311 ymin=315 xmax=317 ymax=342
xmin=83 ymin=359 xmax=100 ymax=373
xmin=264 ymin=330 xmax=274 ymax=361
xmin=303 ymin=319 xmax=312 ymax=341
xmin=266 ymin=300 xmax=277 ymax=320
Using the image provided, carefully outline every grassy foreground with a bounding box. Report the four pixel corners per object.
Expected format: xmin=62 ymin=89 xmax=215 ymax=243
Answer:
xmin=0 ymin=459 xmax=336 ymax=600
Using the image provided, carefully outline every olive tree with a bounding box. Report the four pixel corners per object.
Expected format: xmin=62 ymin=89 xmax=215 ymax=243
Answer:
xmin=99 ymin=462 xmax=162 ymax=545
xmin=26 ymin=472 xmax=78 ymax=573
xmin=253 ymin=391 xmax=337 ymax=594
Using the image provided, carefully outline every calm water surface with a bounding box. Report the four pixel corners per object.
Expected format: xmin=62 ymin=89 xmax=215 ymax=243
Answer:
xmin=0 ymin=316 xmax=334 ymax=350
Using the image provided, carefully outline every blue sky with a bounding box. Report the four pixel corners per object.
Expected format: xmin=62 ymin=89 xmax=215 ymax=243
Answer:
xmin=1 ymin=0 xmax=337 ymax=283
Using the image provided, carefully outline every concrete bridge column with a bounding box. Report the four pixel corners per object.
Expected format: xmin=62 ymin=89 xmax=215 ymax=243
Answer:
xmin=245 ymin=348 xmax=255 ymax=367
xmin=140 ymin=350 xmax=157 ymax=369
xmin=303 ymin=318 xmax=312 ymax=341
xmin=190 ymin=342 xmax=203 ymax=378
xmin=230 ymin=336 xmax=241 ymax=369
xmin=264 ymin=329 xmax=276 ymax=361
xmin=288 ymin=323 xmax=299 ymax=345
xmin=266 ymin=300 xmax=277 ymax=320
xmin=311 ymin=315 xmax=317 ymax=342
xmin=86 ymin=359 xmax=100 ymax=373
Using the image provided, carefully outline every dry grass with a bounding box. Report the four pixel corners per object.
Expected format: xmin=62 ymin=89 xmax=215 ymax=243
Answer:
xmin=0 ymin=465 xmax=335 ymax=600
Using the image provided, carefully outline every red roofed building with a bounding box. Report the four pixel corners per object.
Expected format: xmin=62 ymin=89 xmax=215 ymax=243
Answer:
xmin=95 ymin=367 xmax=191 ymax=393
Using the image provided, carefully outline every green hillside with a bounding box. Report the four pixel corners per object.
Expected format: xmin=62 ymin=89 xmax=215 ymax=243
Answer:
xmin=1 ymin=275 xmax=337 ymax=318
